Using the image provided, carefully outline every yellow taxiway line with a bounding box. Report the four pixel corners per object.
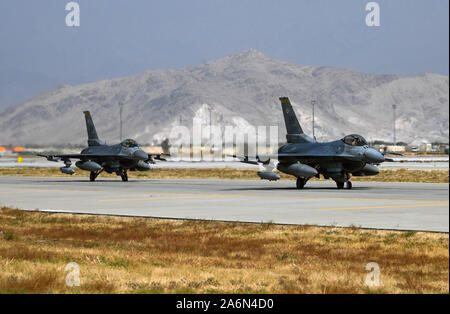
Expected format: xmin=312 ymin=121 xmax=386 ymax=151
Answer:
xmin=99 ymin=195 xmax=230 ymax=202
xmin=320 ymin=203 xmax=449 ymax=211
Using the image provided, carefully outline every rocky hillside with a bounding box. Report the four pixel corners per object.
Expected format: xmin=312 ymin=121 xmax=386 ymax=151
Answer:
xmin=0 ymin=49 xmax=448 ymax=146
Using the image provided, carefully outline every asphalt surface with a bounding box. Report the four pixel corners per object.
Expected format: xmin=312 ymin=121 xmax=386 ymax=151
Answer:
xmin=0 ymin=176 xmax=448 ymax=232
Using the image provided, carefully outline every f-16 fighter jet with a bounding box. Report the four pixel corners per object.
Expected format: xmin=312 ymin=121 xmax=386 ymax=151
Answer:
xmin=38 ymin=111 xmax=168 ymax=181
xmin=232 ymin=97 xmax=398 ymax=189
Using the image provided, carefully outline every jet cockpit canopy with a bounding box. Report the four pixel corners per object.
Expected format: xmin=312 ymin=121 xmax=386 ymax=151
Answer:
xmin=342 ymin=134 xmax=368 ymax=146
xmin=121 ymin=139 xmax=139 ymax=148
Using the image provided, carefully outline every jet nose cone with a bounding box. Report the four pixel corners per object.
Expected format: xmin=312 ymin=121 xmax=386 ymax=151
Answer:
xmin=133 ymin=149 xmax=148 ymax=160
xmin=364 ymin=148 xmax=385 ymax=164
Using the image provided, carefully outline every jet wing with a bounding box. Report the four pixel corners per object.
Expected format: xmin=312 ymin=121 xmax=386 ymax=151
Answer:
xmin=230 ymin=155 xmax=277 ymax=172
xmin=382 ymin=152 xmax=402 ymax=162
xmin=37 ymin=153 xmax=134 ymax=162
xmin=148 ymin=153 xmax=170 ymax=159
xmin=232 ymin=152 xmax=395 ymax=165
xmin=231 ymin=154 xmax=272 ymax=164
xmin=231 ymin=152 xmax=355 ymax=161
xmin=145 ymin=153 xmax=170 ymax=164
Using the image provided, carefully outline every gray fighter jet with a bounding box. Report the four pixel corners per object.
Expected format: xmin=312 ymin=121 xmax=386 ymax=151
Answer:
xmin=233 ymin=97 xmax=398 ymax=189
xmin=38 ymin=111 xmax=168 ymax=181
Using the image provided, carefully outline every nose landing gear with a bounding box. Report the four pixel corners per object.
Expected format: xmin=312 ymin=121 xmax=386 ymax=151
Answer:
xmin=120 ymin=171 xmax=128 ymax=182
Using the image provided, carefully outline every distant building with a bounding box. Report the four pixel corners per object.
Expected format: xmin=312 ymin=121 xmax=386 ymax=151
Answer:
xmin=386 ymin=145 xmax=406 ymax=153
xmin=420 ymin=143 xmax=433 ymax=152
xmin=376 ymin=144 xmax=406 ymax=153
xmin=0 ymin=146 xmax=24 ymax=155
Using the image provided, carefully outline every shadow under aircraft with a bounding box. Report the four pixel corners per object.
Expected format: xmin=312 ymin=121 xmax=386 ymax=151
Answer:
xmin=38 ymin=111 xmax=168 ymax=182
xmin=232 ymin=97 xmax=399 ymax=189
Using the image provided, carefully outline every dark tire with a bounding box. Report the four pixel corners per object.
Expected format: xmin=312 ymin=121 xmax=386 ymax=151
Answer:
xmin=336 ymin=182 xmax=345 ymax=189
xmin=346 ymin=181 xmax=353 ymax=189
xmin=89 ymin=172 xmax=96 ymax=182
xmin=296 ymin=178 xmax=305 ymax=189
xmin=121 ymin=172 xmax=128 ymax=182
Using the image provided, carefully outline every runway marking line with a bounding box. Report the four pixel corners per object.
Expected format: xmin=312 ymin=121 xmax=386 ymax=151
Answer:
xmin=4 ymin=187 xmax=448 ymax=203
xmin=150 ymin=192 xmax=448 ymax=203
xmin=0 ymin=191 xmax=28 ymax=195
xmin=320 ymin=203 xmax=449 ymax=211
xmin=99 ymin=195 xmax=448 ymax=213
xmin=97 ymin=192 xmax=448 ymax=203
xmin=98 ymin=193 xmax=449 ymax=208
xmin=99 ymin=195 xmax=231 ymax=202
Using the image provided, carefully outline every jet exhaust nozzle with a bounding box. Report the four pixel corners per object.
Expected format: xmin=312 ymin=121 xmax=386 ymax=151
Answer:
xmin=364 ymin=148 xmax=385 ymax=164
xmin=75 ymin=160 xmax=102 ymax=172
xmin=60 ymin=167 xmax=75 ymax=175
xmin=277 ymin=162 xmax=318 ymax=178
xmin=257 ymin=171 xmax=281 ymax=181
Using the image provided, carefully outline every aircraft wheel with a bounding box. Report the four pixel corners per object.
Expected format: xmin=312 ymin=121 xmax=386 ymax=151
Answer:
xmin=336 ymin=182 xmax=344 ymax=189
xmin=346 ymin=181 xmax=352 ymax=189
xmin=89 ymin=172 xmax=96 ymax=182
xmin=296 ymin=178 xmax=305 ymax=189
xmin=121 ymin=172 xmax=128 ymax=182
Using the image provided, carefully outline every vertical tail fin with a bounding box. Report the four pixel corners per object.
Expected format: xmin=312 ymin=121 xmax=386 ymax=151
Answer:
xmin=83 ymin=111 xmax=104 ymax=146
xmin=279 ymin=97 xmax=315 ymax=143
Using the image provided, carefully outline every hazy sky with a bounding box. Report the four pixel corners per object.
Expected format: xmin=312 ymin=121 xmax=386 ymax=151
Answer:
xmin=0 ymin=0 xmax=448 ymax=88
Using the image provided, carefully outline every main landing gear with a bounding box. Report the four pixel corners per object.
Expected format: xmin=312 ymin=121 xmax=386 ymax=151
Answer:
xmin=296 ymin=177 xmax=308 ymax=189
xmin=334 ymin=172 xmax=352 ymax=190
xmin=336 ymin=181 xmax=352 ymax=189
xmin=89 ymin=169 xmax=103 ymax=182
xmin=90 ymin=169 xmax=128 ymax=182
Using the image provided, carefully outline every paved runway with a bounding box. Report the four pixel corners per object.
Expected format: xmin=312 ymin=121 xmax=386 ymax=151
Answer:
xmin=0 ymin=176 xmax=448 ymax=232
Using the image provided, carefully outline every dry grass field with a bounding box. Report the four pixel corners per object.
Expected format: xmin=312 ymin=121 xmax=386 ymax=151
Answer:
xmin=0 ymin=167 xmax=448 ymax=183
xmin=0 ymin=207 xmax=448 ymax=294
